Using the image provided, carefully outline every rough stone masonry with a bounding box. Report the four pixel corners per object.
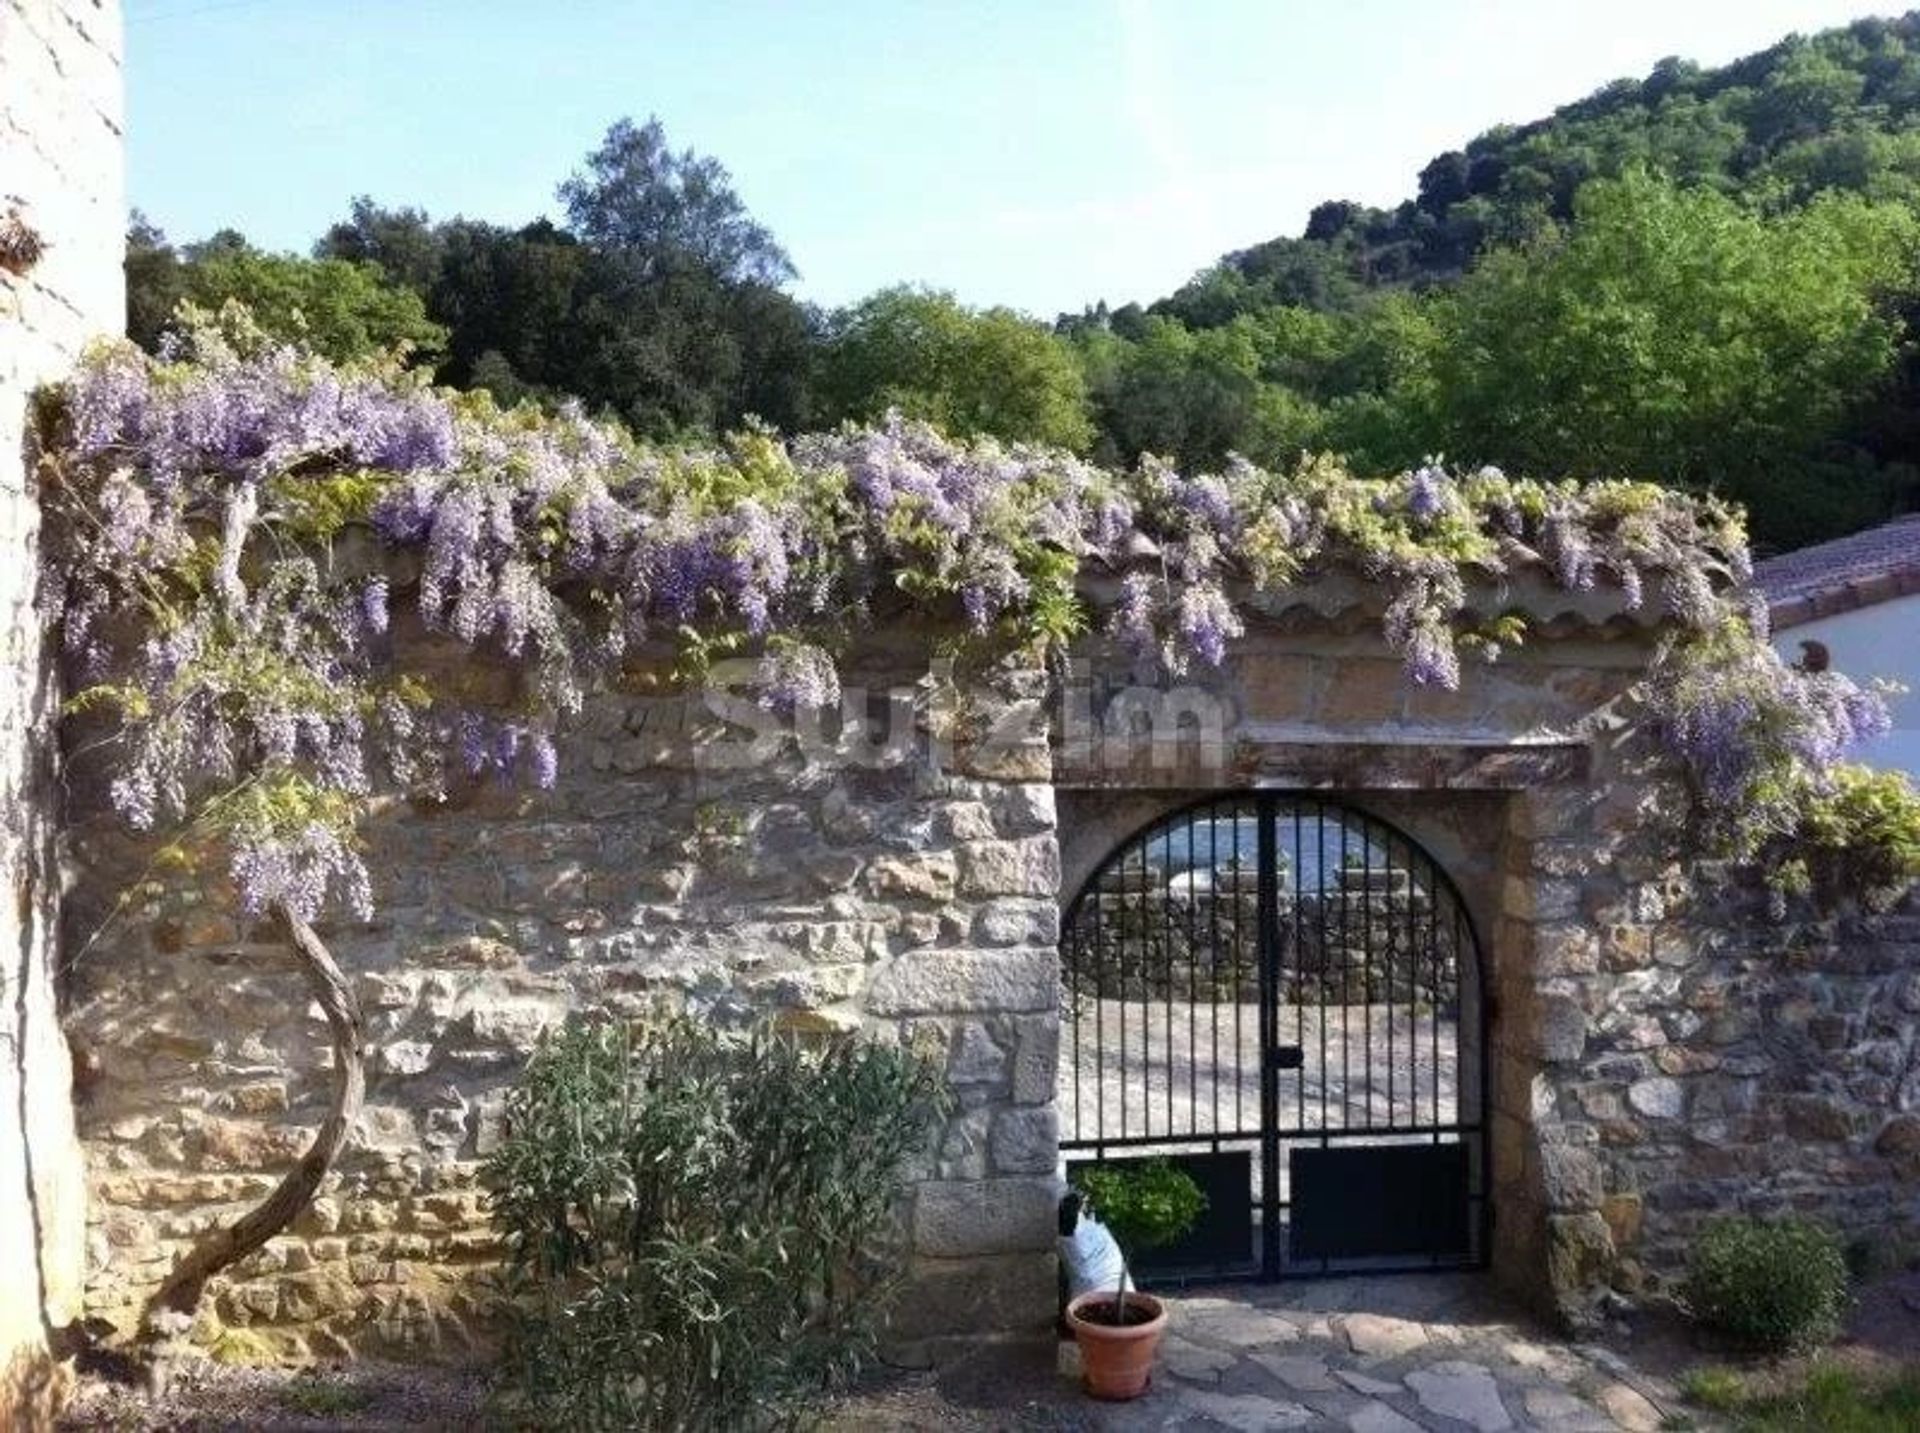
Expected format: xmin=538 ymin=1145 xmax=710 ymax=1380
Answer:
xmin=0 ymin=1 xmax=123 ymax=1425
xmin=67 ymin=630 xmax=1067 ymax=1359
xmin=62 ymin=554 xmax=1920 ymax=1363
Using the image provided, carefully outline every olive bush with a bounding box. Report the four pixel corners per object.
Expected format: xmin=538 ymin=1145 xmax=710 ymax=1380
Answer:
xmin=482 ymin=1019 xmax=947 ymax=1431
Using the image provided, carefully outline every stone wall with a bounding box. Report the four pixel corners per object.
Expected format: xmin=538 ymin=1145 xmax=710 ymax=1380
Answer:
xmin=0 ymin=1 xmax=122 ymax=1424
xmin=67 ymin=635 xmax=1063 ymax=1359
xmin=1505 ymin=739 xmax=1920 ymax=1319
xmin=62 ymin=566 xmax=1920 ymax=1356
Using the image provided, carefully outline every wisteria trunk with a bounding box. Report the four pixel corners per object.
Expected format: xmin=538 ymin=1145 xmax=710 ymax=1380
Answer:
xmin=135 ymin=901 xmax=365 ymax=1370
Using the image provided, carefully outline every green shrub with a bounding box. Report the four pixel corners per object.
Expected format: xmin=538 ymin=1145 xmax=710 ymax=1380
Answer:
xmin=482 ymin=1019 xmax=947 ymax=1432
xmin=1069 ymin=1158 xmax=1206 ymax=1319
xmin=1684 ymin=1215 xmax=1848 ymax=1351
xmin=1779 ymin=763 xmax=1920 ymax=911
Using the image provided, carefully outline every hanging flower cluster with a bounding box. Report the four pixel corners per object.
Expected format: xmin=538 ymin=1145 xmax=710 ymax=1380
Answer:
xmin=39 ymin=316 xmax=1805 ymax=922
xmin=1641 ymin=615 xmax=1918 ymax=905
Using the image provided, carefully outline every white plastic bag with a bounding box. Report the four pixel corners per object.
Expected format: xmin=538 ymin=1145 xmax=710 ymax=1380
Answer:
xmin=1058 ymin=1205 xmax=1130 ymax=1300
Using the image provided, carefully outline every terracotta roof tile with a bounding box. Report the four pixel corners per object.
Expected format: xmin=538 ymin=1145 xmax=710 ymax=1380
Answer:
xmin=1754 ymin=514 xmax=1920 ymax=629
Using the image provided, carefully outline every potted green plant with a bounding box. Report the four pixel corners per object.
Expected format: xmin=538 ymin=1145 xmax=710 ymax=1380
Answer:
xmin=1065 ymin=1158 xmax=1207 ymax=1399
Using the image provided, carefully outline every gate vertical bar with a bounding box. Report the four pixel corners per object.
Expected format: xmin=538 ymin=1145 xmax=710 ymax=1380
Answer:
xmin=1386 ymin=830 xmax=1397 ymax=1126
xmin=1093 ymin=859 xmax=1105 ymax=1150
xmin=1470 ymin=904 xmax=1491 ymax=1262
xmin=1186 ymin=813 xmax=1198 ymax=1139
xmin=1209 ymin=810 xmax=1220 ymax=1138
xmin=1361 ymin=818 xmax=1373 ymax=1131
xmin=1161 ymin=821 xmax=1173 ymax=1138
xmin=1069 ymin=902 xmax=1080 ymax=1141
xmin=1316 ymin=803 xmax=1329 ymax=1138
xmin=1257 ymin=794 xmax=1282 ymax=1277
xmin=1113 ymin=841 xmax=1121 ymax=1129
xmin=1293 ymin=804 xmax=1305 ymax=1133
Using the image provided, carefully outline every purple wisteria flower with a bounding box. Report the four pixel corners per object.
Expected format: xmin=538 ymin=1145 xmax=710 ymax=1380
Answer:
xmin=1406 ymin=465 xmax=1449 ymax=522
xmin=371 ymin=477 xmax=440 ymax=546
xmin=359 ymin=576 xmax=390 ymax=639
xmin=1405 ymin=623 xmax=1462 ymax=689
xmin=756 ymin=642 xmax=842 ymax=715
xmin=1174 ymin=474 xmax=1236 ymax=534
xmin=1543 ymin=509 xmax=1597 ymax=590
xmin=1646 ymin=626 xmax=1896 ymax=857
xmin=231 ymin=822 xmax=373 ymax=925
xmin=529 ymin=733 xmax=560 ymax=790
xmin=1109 ymin=571 xmax=1161 ymax=676
xmin=1176 ymin=581 xmax=1243 ymax=669
xmin=53 ymin=332 xmax=1817 ymax=929
xmin=69 ymin=348 xmax=153 ymax=461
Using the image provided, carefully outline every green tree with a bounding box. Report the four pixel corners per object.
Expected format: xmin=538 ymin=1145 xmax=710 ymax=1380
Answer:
xmin=559 ymin=115 xmax=795 ymax=286
xmin=180 ymin=248 xmax=448 ymax=362
xmin=543 ymin=116 xmax=813 ymax=434
xmin=819 ymin=286 xmax=1092 ymax=449
xmin=1077 ymin=312 xmax=1352 ymax=472
xmin=316 ymin=196 xmax=446 ymax=294
xmin=425 ymin=218 xmax=588 ymax=401
xmin=124 ymin=212 xmax=186 ymax=350
xmin=1317 ymin=295 xmax=1443 ymax=472
xmin=1079 ymin=316 xmax=1255 ymax=469
xmin=127 ymin=220 xmax=446 ymax=363
xmin=1745 ymin=41 xmax=1867 ymax=147
xmin=308 ymin=118 xmax=818 ymax=438
xmin=1430 ymin=171 xmax=1919 ymax=545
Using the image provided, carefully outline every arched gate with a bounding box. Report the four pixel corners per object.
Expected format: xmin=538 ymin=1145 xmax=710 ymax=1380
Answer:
xmin=1059 ymin=794 xmax=1488 ymax=1279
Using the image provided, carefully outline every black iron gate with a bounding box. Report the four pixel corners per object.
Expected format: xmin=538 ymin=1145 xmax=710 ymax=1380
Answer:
xmin=1059 ymin=794 xmax=1489 ymax=1280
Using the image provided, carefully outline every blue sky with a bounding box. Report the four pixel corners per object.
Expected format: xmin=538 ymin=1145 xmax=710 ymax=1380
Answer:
xmin=128 ymin=0 xmax=1903 ymax=316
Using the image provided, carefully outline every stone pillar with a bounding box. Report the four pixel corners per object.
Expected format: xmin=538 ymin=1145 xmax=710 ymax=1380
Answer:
xmin=869 ymin=665 xmax=1063 ymax=1341
xmin=1495 ymin=734 xmax=1706 ymax=1326
xmin=0 ymin=1 xmax=124 ymax=1424
xmin=1492 ymin=783 xmax=1613 ymax=1324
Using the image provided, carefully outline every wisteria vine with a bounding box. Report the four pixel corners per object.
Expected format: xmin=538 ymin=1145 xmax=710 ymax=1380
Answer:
xmin=1643 ymin=615 xmax=1917 ymax=906
xmin=40 ymin=314 xmax=1911 ymax=922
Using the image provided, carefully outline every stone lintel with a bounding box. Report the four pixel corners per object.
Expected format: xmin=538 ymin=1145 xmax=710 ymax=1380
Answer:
xmin=1056 ymin=735 xmax=1589 ymax=791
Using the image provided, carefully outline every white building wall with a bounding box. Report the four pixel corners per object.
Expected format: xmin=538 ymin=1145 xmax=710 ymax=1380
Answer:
xmin=1774 ymin=592 xmax=1920 ymax=777
xmin=0 ymin=2 xmax=123 ymax=1424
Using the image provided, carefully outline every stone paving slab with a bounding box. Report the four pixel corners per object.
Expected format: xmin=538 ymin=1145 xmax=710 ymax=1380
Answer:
xmin=1057 ymin=1274 xmax=1688 ymax=1432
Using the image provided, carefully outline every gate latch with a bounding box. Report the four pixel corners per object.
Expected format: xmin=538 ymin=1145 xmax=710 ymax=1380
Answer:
xmin=1271 ymin=1045 xmax=1305 ymax=1071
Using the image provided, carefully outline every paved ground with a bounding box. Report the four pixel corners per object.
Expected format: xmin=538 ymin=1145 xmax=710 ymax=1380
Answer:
xmin=59 ymin=1268 xmax=1920 ymax=1429
xmin=1067 ymin=1277 xmax=1675 ymax=1431
xmin=826 ymin=1274 xmax=1691 ymax=1432
xmin=57 ymin=1275 xmax=1710 ymax=1432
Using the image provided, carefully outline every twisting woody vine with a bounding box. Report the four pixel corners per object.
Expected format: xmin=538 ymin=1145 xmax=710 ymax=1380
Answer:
xmin=38 ymin=311 xmax=1920 ymax=1355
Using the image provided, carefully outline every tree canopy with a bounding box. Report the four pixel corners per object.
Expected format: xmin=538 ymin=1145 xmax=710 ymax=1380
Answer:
xmin=558 ymin=116 xmax=796 ymax=286
xmin=1426 ymin=174 xmax=1919 ymax=547
xmin=815 ymin=286 xmax=1091 ymax=449
xmin=126 ymin=218 xmax=446 ymax=363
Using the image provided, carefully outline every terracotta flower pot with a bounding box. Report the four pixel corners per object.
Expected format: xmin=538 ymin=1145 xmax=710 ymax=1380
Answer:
xmin=1066 ymin=1289 xmax=1168 ymax=1400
